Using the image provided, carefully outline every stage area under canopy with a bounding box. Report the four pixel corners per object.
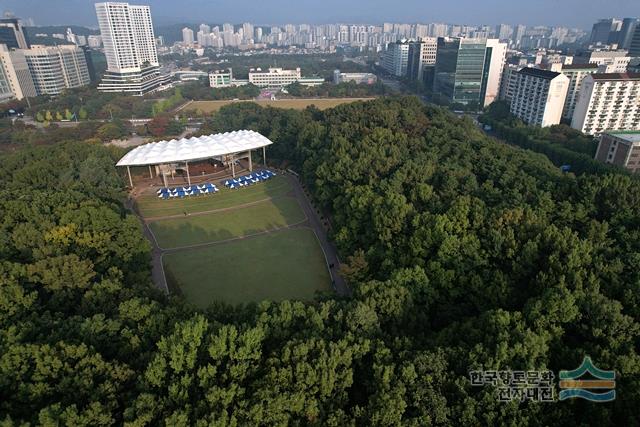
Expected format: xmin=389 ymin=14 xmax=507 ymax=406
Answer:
xmin=116 ymin=130 xmax=274 ymax=187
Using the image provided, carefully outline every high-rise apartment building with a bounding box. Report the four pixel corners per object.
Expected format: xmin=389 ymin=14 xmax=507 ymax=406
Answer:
xmin=382 ymin=40 xmax=410 ymax=77
xmin=182 ymin=27 xmax=194 ymax=45
xmin=433 ymin=37 xmax=506 ymax=106
xmin=594 ymin=131 xmax=640 ymax=172
xmin=510 ymin=68 xmax=569 ymax=127
xmin=23 ymin=45 xmax=90 ymax=96
xmin=618 ymin=18 xmax=639 ymax=49
xmin=95 ymin=2 xmax=168 ymax=95
xmin=406 ymin=38 xmax=437 ymax=83
xmin=571 ymin=73 xmax=640 ymax=135
xmin=558 ymin=63 xmax=599 ymax=121
xmin=0 ymin=18 xmax=29 ymax=49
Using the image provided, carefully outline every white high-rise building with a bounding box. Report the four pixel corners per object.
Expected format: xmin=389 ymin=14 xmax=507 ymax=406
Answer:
xmin=510 ymin=68 xmax=569 ymax=127
xmin=558 ymin=63 xmax=599 ymax=121
xmin=95 ymin=2 xmax=168 ymax=95
xmin=483 ymin=39 xmax=508 ymax=106
xmin=255 ymin=27 xmax=263 ymax=42
xmin=571 ymin=73 xmax=640 ymax=135
xmin=182 ymin=27 xmax=194 ymax=45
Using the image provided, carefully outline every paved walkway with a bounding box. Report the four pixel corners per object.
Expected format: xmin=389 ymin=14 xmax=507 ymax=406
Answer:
xmin=287 ymin=175 xmax=350 ymax=296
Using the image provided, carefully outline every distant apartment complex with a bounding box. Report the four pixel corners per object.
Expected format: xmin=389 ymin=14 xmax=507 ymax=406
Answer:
xmin=510 ymin=68 xmax=569 ymax=127
xmin=574 ymin=50 xmax=631 ymax=73
xmin=571 ymin=73 xmax=640 ymax=135
xmin=333 ymin=70 xmax=377 ymax=85
xmin=595 ymin=131 xmax=640 ymax=172
xmin=433 ymin=37 xmax=507 ymax=106
xmin=95 ymin=2 xmax=169 ymax=95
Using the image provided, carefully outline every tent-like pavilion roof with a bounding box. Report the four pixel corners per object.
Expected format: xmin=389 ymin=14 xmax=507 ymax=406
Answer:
xmin=116 ymin=130 xmax=274 ymax=167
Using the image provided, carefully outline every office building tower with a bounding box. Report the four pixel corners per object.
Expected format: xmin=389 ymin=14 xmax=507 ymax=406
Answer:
xmin=0 ymin=18 xmax=29 ymax=49
xmin=619 ymin=18 xmax=639 ymax=50
xmin=510 ymin=68 xmax=569 ymax=127
xmin=630 ymin=25 xmax=640 ymax=56
xmin=594 ymin=131 xmax=640 ymax=172
xmin=23 ymin=45 xmax=90 ymax=96
xmin=571 ymin=73 xmax=640 ymax=135
xmin=407 ymin=38 xmax=437 ymax=82
xmin=590 ymin=18 xmax=622 ymax=45
xmin=0 ymin=44 xmax=36 ymax=100
xmin=182 ymin=27 xmax=194 ymax=45
xmin=558 ymin=63 xmax=599 ymax=121
xmin=382 ymin=40 xmax=410 ymax=77
xmin=433 ymin=37 xmax=506 ymax=106
xmin=95 ymin=2 xmax=168 ymax=95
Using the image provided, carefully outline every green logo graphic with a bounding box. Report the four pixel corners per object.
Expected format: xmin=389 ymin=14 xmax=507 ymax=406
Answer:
xmin=559 ymin=356 xmax=616 ymax=402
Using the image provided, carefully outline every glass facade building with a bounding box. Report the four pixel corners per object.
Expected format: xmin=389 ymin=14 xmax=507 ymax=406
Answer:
xmin=433 ymin=37 xmax=489 ymax=106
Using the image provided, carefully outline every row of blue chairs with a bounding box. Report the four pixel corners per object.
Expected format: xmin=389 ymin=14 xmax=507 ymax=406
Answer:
xmin=157 ymin=183 xmax=219 ymax=200
xmin=224 ymin=170 xmax=276 ymax=189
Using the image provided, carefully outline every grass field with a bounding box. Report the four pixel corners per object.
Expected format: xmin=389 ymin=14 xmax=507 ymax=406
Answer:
xmin=137 ymin=175 xmax=292 ymax=218
xmin=149 ymin=196 xmax=305 ymax=249
xmin=186 ymin=98 xmax=374 ymax=113
xmin=163 ymin=228 xmax=331 ymax=306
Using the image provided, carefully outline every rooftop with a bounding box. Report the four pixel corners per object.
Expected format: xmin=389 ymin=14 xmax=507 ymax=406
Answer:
xmin=518 ymin=67 xmax=562 ymax=80
xmin=116 ymin=130 xmax=274 ymax=167
xmin=591 ymin=73 xmax=640 ymax=81
xmin=561 ymin=63 xmax=599 ymax=70
xmin=606 ymin=130 xmax=640 ymax=144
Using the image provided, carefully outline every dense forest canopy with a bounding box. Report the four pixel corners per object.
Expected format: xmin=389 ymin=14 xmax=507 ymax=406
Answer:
xmin=1 ymin=97 xmax=639 ymax=425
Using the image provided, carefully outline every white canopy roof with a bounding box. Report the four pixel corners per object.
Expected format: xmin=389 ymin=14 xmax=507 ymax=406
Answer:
xmin=116 ymin=130 xmax=274 ymax=167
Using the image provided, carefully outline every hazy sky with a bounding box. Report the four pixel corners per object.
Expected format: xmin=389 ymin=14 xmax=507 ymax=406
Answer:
xmin=3 ymin=0 xmax=639 ymax=29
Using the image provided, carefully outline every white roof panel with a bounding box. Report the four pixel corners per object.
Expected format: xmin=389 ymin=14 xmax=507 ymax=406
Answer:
xmin=116 ymin=130 xmax=274 ymax=166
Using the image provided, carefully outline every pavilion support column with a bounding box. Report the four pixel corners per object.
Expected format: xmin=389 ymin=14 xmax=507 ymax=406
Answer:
xmin=231 ymin=154 xmax=235 ymax=178
xmin=126 ymin=166 xmax=133 ymax=188
xmin=162 ymin=170 xmax=167 ymax=187
xmin=248 ymin=151 xmax=253 ymax=172
xmin=185 ymin=161 xmax=191 ymax=186
xmin=263 ymin=146 xmax=266 ymax=167
xmin=148 ymin=165 xmax=153 ymax=179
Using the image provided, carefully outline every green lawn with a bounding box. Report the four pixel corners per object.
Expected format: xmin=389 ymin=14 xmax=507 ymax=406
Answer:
xmin=163 ymin=228 xmax=332 ymax=306
xmin=137 ymin=175 xmax=292 ymax=218
xmin=149 ymin=196 xmax=306 ymax=249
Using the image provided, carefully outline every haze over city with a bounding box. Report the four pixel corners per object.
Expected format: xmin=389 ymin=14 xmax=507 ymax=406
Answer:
xmin=3 ymin=0 xmax=639 ymax=28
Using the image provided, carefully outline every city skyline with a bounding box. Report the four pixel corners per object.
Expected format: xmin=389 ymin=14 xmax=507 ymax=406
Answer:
xmin=2 ymin=0 xmax=639 ymax=29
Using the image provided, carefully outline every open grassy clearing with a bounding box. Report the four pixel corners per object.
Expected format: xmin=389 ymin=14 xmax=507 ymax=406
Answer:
xmin=186 ymin=98 xmax=374 ymax=113
xmin=137 ymin=175 xmax=291 ymax=218
xmin=149 ymin=196 xmax=305 ymax=249
xmin=163 ymin=227 xmax=331 ymax=307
